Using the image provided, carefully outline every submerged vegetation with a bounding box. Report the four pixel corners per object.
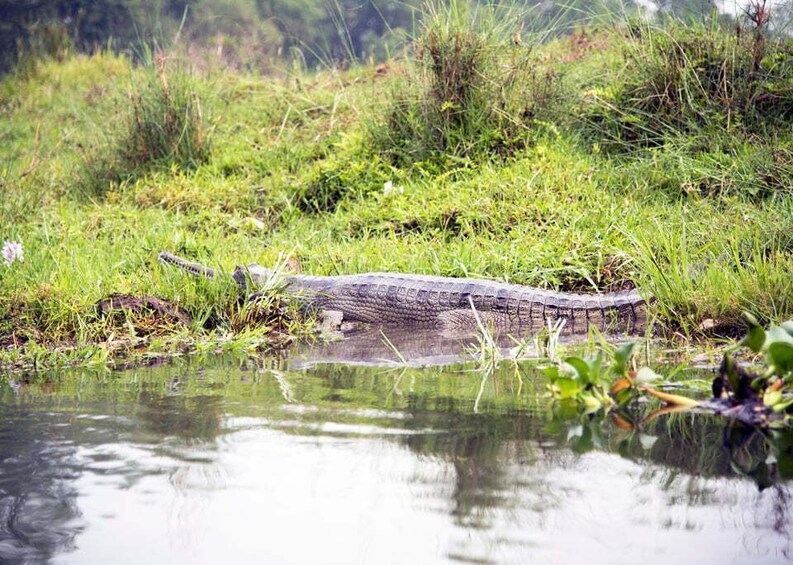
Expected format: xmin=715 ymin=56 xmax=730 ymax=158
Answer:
xmin=2 ymin=1 xmax=793 ymax=366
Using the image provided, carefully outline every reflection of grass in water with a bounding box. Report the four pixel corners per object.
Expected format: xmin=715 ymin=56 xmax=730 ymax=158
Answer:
xmin=644 ymin=412 xmax=730 ymax=483
xmin=10 ymin=356 xmax=789 ymax=493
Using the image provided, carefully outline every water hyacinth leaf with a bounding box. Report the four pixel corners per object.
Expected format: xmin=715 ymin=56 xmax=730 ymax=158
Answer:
xmin=552 ymin=377 xmax=580 ymax=400
xmin=743 ymin=325 xmax=766 ymax=353
xmin=772 ymin=396 xmax=793 ymax=413
xmin=564 ymin=356 xmax=591 ymax=382
xmin=766 ymin=326 xmax=793 ymax=348
xmin=767 ymin=341 xmax=793 ymax=374
xmin=541 ymin=365 xmax=560 ymax=380
xmin=613 ymin=386 xmax=637 ymax=407
xmin=723 ymin=353 xmax=742 ymax=394
xmin=764 ymin=389 xmax=783 ymax=408
xmin=636 ymin=366 xmax=660 ymax=384
xmin=582 ymin=394 xmax=603 ymax=413
xmin=612 ymin=342 xmax=635 ymax=375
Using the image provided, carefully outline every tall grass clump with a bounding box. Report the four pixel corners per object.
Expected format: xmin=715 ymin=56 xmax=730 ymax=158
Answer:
xmin=373 ymin=0 xmax=562 ymax=166
xmin=81 ymin=51 xmax=210 ymax=196
xmin=586 ymin=3 xmax=793 ymax=148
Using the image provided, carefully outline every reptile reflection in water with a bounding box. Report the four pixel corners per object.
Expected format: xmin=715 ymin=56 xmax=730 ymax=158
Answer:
xmin=287 ymin=325 xmax=599 ymax=369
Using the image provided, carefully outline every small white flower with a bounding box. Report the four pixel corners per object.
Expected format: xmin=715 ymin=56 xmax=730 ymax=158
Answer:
xmin=2 ymin=240 xmax=24 ymax=266
xmin=383 ymin=181 xmax=403 ymax=197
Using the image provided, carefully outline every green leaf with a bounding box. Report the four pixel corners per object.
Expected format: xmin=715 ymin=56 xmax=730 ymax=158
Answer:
xmin=588 ymin=352 xmax=604 ymax=383
xmin=541 ymin=365 xmax=560 ymax=380
xmin=766 ymin=326 xmax=793 ymax=348
xmin=723 ymin=354 xmax=741 ymax=393
xmin=553 ymin=377 xmax=580 ymax=400
xmin=764 ymin=389 xmax=783 ymax=407
xmin=564 ymin=357 xmax=591 ymax=382
xmin=582 ymin=393 xmax=603 ymax=410
xmin=772 ymin=396 xmax=793 ymax=413
xmin=781 ymin=321 xmax=793 ymax=338
xmin=613 ymin=385 xmax=638 ymax=407
xmin=767 ymin=341 xmax=793 ymax=374
xmin=742 ymin=325 xmax=766 ymax=353
xmin=612 ymin=342 xmax=635 ymax=375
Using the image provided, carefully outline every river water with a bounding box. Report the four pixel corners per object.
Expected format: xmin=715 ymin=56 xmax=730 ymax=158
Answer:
xmin=1 ymin=331 xmax=792 ymax=564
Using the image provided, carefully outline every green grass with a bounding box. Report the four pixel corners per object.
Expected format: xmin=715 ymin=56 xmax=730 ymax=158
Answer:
xmin=77 ymin=50 xmax=211 ymax=197
xmin=2 ymin=10 xmax=793 ymax=364
xmin=370 ymin=0 xmax=565 ymax=165
xmin=584 ymin=10 xmax=793 ymax=136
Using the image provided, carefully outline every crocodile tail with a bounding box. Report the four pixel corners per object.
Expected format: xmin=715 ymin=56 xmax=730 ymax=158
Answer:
xmin=158 ymin=252 xmax=216 ymax=279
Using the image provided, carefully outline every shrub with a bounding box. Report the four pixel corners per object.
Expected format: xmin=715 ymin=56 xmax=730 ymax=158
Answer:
xmin=121 ymin=55 xmax=208 ymax=170
xmin=586 ymin=9 xmax=793 ymax=148
xmin=81 ymin=52 xmax=210 ymax=196
xmin=372 ymin=0 xmax=561 ymax=165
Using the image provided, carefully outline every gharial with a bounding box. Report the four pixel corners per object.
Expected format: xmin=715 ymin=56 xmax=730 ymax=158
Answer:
xmin=158 ymin=251 xmax=647 ymax=334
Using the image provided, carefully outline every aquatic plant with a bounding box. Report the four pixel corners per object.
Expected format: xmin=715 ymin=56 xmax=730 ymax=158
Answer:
xmin=717 ymin=315 xmax=793 ymax=419
xmin=541 ymin=317 xmax=793 ymax=429
xmin=541 ymin=342 xmax=641 ymax=412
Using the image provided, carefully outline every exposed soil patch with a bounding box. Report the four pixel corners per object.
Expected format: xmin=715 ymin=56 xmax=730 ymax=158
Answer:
xmin=95 ymin=294 xmax=193 ymax=331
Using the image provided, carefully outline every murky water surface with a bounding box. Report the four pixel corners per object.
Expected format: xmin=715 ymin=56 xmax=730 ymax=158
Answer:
xmin=2 ymin=331 xmax=793 ymax=564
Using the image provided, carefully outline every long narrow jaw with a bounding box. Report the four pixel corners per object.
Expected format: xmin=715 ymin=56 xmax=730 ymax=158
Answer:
xmin=158 ymin=252 xmax=217 ymax=279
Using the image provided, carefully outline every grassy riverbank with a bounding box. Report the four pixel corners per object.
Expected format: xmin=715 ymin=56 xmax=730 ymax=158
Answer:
xmin=2 ymin=6 xmax=793 ymax=366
